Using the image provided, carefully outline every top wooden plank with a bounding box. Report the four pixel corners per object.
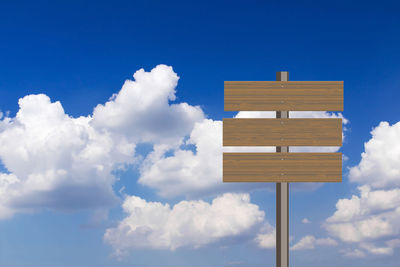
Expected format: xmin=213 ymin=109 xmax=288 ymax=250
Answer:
xmin=224 ymin=81 xmax=343 ymax=111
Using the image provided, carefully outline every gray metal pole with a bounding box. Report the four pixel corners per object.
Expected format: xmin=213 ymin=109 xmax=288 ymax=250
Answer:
xmin=276 ymin=71 xmax=289 ymax=267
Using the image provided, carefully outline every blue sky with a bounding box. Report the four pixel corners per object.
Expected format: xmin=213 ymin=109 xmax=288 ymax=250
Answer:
xmin=1 ymin=0 xmax=400 ymax=266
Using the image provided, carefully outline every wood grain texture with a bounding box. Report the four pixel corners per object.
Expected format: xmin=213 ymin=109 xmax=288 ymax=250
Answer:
xmin=224 ymin=81 xmax=343 ymax=111
xmin=223 ymin=118 xmax=342 ymax=146
xmin=223 ymin=153 xmax=342 ymax=182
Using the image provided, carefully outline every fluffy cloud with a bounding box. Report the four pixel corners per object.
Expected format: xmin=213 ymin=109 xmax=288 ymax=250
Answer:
xmin=92 ymin=64 xmax=204 ymax=146
xmin=324 ymin=121 xmax=400 ymax=256
xmin=0 ymin=94 xmax=127 ymax=218
xmin=138 ymin=119 xmax=224 ymax=197
xmin=325 ymin=198 xmax=400 ymax=258
xmin=104 ymin=193 xmax=265 ymax=256
xmin=349 ymin=121 xmax=400 ymax=189
xmin=337 ymin=240 xmax=400 ymax=258
xmin=290 ymin=235 xmax=337 ymax=251
xmin=339 ymin=242 xmax=395 ymax=258
xmin=254 ymin=224 xmax=276 ymax=249
xmin=359 ymin=243 xmax=393 ymax=255
xmin=339 ymin=248 xmax=366 ymax=258
xmin=0 ymin=65 xmax=204 ymax=218
xmin=326 ymin=186 xmax=400 ymax=223
xmin=324 ymin=186 xmax=400 ymax=243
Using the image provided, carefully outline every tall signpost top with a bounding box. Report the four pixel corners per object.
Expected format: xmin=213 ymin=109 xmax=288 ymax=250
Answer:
xmin=222 ymin=72 xmax=343 ymax=267
xmin=276 ymin=71 xmax=289 ymax=82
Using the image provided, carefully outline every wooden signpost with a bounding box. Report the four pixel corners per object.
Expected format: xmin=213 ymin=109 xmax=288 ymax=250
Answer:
xmin=223 ymin=72 xmax=343 ymax=267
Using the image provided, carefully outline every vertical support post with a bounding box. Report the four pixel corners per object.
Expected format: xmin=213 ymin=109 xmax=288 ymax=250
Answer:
xmin=276 ymin=71 xmax=289 ymax=267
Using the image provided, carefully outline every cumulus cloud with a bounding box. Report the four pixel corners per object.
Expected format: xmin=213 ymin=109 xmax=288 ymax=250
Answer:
xmin=324 ymin=186 xmax=400 ymax=245
xmin=326 ymin=186 xmax=400 ymax=223
xmin=359 ymin=242 xmax=393 ymax=255
xmin=290 ymin=235 xmax=337 ymax=251
xmin=338 ymin=242 xmax=395 ymax=258
xmin=0 ymin=94 xmax=128 ymax=218
xmin=324 ymin=186 xmax=400 ymax=243
xmin=324 ymin=122 xmax=400 ymax=257
xmin=324 ymin=120 xmax=400 ymax=256
xmin=139 ymin=119 xmax=225 ymax=197
xmin=339 ymin=248 xmax=366 ymax=258
xmin=104 ymin=193 xmax=265 ymax=256
xmin=255 ymin=228 xmax=299 ymax=250
xmin=0 ymin=65 xmax=205 ymax=218
xmin=254 ymin=224 xmax=276 ymax=249
xmin=302 ymin=218 xmax=311 ymax=224
xmin=92 ymin=64 xmax=204 ymax=146
xmin=349 ymin=121 xmax=400 ymax=189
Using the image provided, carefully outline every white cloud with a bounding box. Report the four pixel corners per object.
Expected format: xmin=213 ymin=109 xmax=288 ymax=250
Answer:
xmin=359 ymin=242 xmax=393 ymax=255
xmin=327 ymin=186 xmax=400 ymax=223
xmin=323 ymin=120 xmax=400 ymax=256
xmin=235 ymin=111 xmax=276 ymax=119
xmin=0 ymin=94 xmax=127 ymax=218
xmin=138 ymin=119 xmax=224 ymax=197
xmin=325 ymin=212 xmax=398 ymax=243
xmin=338 ymin=238 xmax=400 ymax=258
xmin=0 ymin=65 xmax=205 ymax=218
xmin=104 ymin=193 xmax=265 ymax=256
xmin=340 ymin=248 xmax=366 ymax=258
xmin=290 ymin=235 xmax=337 ymax=251
xmin=0 ymin=173 xmax=19 ymax=219
xmin=254 ymin=223 xmax=276 ymax=249
xmin=92 ymin=64 xmax=204 ymax=146
xmin=302 ymin=218 xmax=311 ymax=224
xmin=255 ymin=228 xmax=298 ymax=250
xmin=349 ymin=121 xmax=400 ymax=189
xmin=324 ymin=186 xmax=400 ymax=243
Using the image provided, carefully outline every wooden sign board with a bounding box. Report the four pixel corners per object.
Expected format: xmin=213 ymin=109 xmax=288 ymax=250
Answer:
xmin=223 ymin=153 xmax=342 ymax=182
xmin=223 ymin=118 xmax=342 ymax=146
xmin=223 ymin=79 xmax=343 ymax=183
xmin=224 ymin=81 xmax=343 ymax=111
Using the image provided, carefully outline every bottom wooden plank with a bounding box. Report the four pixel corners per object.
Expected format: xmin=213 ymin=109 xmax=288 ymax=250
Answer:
xmin=223 ymin=153 xmax=342 ymax=182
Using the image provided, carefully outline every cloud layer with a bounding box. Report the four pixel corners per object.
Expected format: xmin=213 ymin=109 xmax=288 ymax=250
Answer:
xmin=0 ymin=65 xmax=204 ymax=219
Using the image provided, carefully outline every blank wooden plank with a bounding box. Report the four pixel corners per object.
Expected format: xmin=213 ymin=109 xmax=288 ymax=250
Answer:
xmin=223 ymin=118 xmax=342 ymax=146
xmin=224 ymin=81 xmax=343 ymax=111
xmin=223 ymin=153 xmax=342 ymax=182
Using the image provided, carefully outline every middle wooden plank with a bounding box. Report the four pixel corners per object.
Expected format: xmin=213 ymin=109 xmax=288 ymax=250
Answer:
xmin=223 ymin=118 xmax=342 ymax=146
